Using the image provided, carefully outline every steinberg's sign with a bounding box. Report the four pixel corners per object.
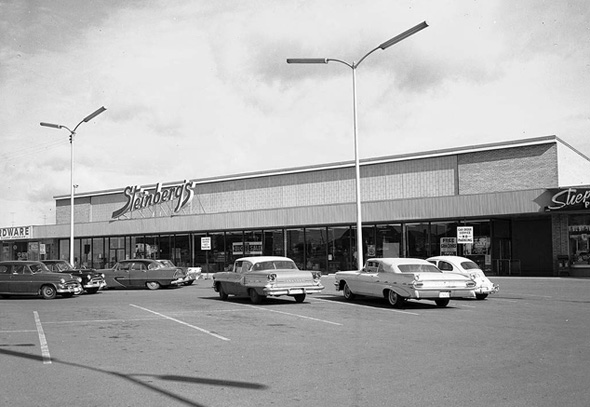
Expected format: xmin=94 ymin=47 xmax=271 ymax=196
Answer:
xmin=112 ymin=180 xmax=196 ymax=219
xmin=0 ymin=226 xmax=32 ymax=240
xmin=547 ymin=188 xmax=590 ymax=211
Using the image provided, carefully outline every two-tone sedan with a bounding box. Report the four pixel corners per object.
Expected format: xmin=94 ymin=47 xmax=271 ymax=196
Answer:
xmin=98 ymin=259 xmax=190 ymax=290
xmin=0 ymin=260 xmax=83 ymax=299
xmin=334 ymin=258 xmax=476 ymax=307
xmin=156 ymin=259 xmax=201 ymax=285
xmin=42 ymin=259 xmax=106 ymax=294
xmin=213 ymin=256 xmax=324 ymax=303
xmin=427 ymin=256 xmax=499 ymax=300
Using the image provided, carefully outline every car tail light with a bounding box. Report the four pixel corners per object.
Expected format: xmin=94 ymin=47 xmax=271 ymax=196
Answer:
xmin=467 ymin=281 xmax=476 ymax=288
xmin=412 ymin=281 xmax=424 ymax=288
xmin=267 ymin=274 xmax=277 ymax=283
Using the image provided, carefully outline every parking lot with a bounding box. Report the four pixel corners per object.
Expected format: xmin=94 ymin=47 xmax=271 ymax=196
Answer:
xmin=1 ymin=275 xmax=589 ymax=407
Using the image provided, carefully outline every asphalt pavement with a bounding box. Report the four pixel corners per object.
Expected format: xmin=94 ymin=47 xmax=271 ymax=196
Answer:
xmin=1 ymin=275 xmax=589 ymax=407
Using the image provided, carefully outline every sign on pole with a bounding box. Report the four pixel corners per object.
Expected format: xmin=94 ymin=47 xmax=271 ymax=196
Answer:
xmin=457 ymin=227 xmax=474 ymax=244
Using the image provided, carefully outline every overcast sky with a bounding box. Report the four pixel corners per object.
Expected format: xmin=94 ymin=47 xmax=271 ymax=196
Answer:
xmin=1 ymin=0 xmax=589 ymax=227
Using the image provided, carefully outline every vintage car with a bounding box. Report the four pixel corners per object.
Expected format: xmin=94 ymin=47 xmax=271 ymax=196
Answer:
xmin=0 ymin=260 xmax=83 ymax=299
xmin=156 ymin=259 xmax=201 ymax=285
xmin=98 ymin=259 xmax=190 ymax=290
xmin=427 ymin=256 xmax=499 ymax=300
xmin=213 ymin=256 xmax=324 ymax=303
xmin=42 ymin=259 xmax=106 ymax=294
xmin=334 ymin=258 xmax=477 ymax=307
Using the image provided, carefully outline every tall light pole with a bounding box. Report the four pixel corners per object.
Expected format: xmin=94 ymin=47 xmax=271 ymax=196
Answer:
xmin=41 ymin=106 xmax=106 ymax=266
xmin=287 ymin=22 xmax=428 ymax=270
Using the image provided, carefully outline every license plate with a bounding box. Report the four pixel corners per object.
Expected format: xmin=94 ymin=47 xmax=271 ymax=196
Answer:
xmin=439 ymin=291 xmax=450 ymax=298
xmin=289 ymin=289 xmax=303 ymax=295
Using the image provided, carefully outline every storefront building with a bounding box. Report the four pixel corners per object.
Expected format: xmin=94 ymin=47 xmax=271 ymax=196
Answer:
xmin=3 ymin=135 xmax=590 ymax=277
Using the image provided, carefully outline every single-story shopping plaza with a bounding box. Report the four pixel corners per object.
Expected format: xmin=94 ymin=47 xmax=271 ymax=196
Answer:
xmin=3 ymin=135 xmax=590 ymax=277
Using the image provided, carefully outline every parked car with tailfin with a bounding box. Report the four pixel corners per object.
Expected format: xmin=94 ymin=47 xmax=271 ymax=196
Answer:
xmin=335 ymin=258 xmax=477 ymax=307
xmin=213 ymin=256 xmax=324 ymax=303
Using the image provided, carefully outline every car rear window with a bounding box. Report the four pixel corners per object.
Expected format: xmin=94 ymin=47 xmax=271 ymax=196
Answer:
xmin=252 ymin=261 xmax=297 ymax=271
xmin=398 ymin=264 xmax=441 ymax=273
xmin=460 ymin=261 xmax=480 ymax=270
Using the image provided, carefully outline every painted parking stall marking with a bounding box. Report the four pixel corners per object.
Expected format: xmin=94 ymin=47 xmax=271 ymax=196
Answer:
xmin=130 ymin=304 xmax=230 ymax=341
xmin=239 ymin=303 xmax=343 ymax=326
xmin=312 ymin=297 xmax=421 ymax=316
xmin=33 ymin=311 xmax=51 ymax=365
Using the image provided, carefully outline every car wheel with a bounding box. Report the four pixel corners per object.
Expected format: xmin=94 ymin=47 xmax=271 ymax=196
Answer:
xmin=343 ymin=283 xmax=355 ymax=301
xmin=41 ymin=285 xmax=57 ymax=300
xmin=435 ymin=299 xmax=450 ymax=307
xmin=146 ymin=281 xmax=161 ymax=290
xmin=85 ymin=288 xmax=99 ymax=294
xmin=217 ymin=283 xmax=228 ymax=300
xmin=184 ymin=280 xmax=194 ymax=286
xmin=387 ymin=290 xmax=404 ymax=307
xmin=475 ymin=293 xmax=488 ymax=300
xmin=249 ymin=289 xmax=264 ymax=304
xmin=294 ymin=293 xmax=306 ymax=303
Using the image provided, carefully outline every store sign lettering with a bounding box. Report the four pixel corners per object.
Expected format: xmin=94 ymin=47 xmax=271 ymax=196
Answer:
xmin=0 ymin=226 xmax=31 ymax=240
xmin=112 ymin=180 xmax=196 ymax=219
xmin=547 ymin=188 xmax=590 ymax=211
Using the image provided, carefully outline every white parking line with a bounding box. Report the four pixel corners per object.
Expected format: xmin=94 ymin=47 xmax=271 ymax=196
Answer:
xmin=33 ymin=311 xmax=51 ymax=365
xmin=130 ymin=304 xmax=230 ymax=341
xmin=239 ymin=303 xmax=343 ymax=326
xmin=312 ymin=297 xmax=421 ymax=316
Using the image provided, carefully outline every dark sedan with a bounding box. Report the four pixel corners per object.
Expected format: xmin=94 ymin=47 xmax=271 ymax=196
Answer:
xmin=42 ymin=260 xmax=106 ymax=294
xmin=98 ymin=259 xmax=190 ymax=290
xmin=0 ymin=260 xmax=83 ymax=299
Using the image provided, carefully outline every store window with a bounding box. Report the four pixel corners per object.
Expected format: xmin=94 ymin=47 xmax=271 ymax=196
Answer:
xmin=159 ymin=235 xmax=172 ymax=260
xmin=263 ymin=229 xmax=284 ymax=256
xmin=406 ymin=222 xmax=430 ymax=258
xmin=92 ymin=237 xmax=105 ymax=268
xmin=327 ymin=226 xmax=353 ymax=272
xmin=462 ymin=220 xmax=491 ymax=271
xmin=59 ymin=239 xmax=70 ymax=262
xmin=226 ymin=231 xmax=244 ymax=269
xmin=286 ymin=228 xmax=305 ymax=269
xmin=568 ymin=215 xmax=590 ymax=267
xmin=209 ymin=232 xmax=226 ymax=272
xmin=80 ymin=238 xmax=92 ymax=268
xmin=430 ymin=222 xmax=459 ymax=256
xmin=244 ymin=230 xmax=263 ymax=257
xmin=305 ymin=227 xmax=327 ymax=272
xmin=193 ymin=233 xmax=209 ymax=270
xmin=376 ymin=224 xmax=402 ymax=258
xmin=175 ymin=234 xmax=191 ymax=266
xmin=108 ymin=237 xmax=125 ymax=267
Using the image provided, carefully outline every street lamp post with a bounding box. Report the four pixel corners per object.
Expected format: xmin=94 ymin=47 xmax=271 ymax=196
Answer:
xmin=287 ymin=22 xmax=428 ymax=270
xmin=40 ymin=106 xmax=106 ymax=266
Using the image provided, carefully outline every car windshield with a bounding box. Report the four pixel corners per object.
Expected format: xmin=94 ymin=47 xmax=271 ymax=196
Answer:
xmin=54 ymin=262 xmax=73 ymax=271
xmin=398 ymin=264 xmax=441 ymax=273
xmin=251 ymin=261 xmax=298 ymax=271
xmin=460 ymin=261 xmax=480 ymax=270
xmin=30 ymin=263 xmax=51 ymax=273
xmin=158 ymin=260 xmax=175 ymax=268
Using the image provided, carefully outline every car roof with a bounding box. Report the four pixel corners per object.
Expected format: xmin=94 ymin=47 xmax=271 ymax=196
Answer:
xmin=427 ymin=256 xmax=474 ymax=263
xmin=367 ymin=258 xmax=432 ymax=266
xmin=236 ymin=256 xmax=294 ymax=263
xmin=0 ymin=260 xmax=44 ymax=265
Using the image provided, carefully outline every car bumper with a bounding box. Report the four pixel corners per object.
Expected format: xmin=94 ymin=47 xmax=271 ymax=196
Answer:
xmin=262 ymin=285 xmax=324 ymax=296
xmin=83 ymin=280 xmax=107 ymax=290
xmin=57 ymin=284 xmax=83 ymax=295
xmin=412 ymin=288 xmax=476 ymax=299
xmin=476 ymin=284 xmax=499 ymax=295
xmin=170 ymin=276 xmax=192 ymax=285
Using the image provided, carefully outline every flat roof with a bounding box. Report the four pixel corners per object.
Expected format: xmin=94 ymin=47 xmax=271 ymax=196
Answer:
xmin=55 ymin=135 xmax=586 ymax=200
